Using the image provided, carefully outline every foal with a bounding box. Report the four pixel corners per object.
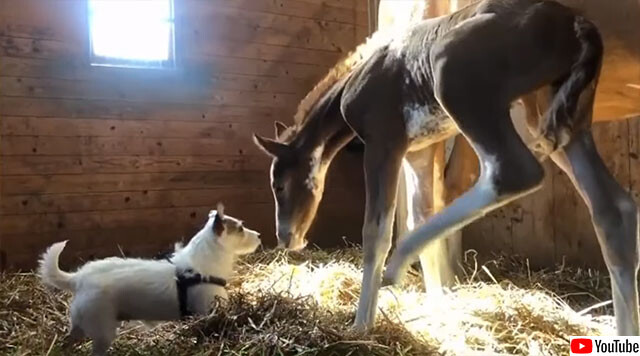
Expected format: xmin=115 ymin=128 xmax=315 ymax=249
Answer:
xmin=254 ymin=0 xmax=639 ymax=334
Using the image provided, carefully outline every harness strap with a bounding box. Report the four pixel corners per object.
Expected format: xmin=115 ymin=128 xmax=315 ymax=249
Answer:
xmin=166 ymin=258 xmax=227 ymax=317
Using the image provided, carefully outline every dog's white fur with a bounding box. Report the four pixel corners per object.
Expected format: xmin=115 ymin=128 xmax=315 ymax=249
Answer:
xmin=38 ymin=204 xmax=261 ymax=356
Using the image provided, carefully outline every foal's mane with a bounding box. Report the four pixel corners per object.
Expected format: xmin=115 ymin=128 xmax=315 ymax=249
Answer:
xmin=292 ymin=29 xmax=398 ymax=127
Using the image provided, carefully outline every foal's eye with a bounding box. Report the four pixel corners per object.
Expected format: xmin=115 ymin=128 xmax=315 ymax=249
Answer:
xmin=274 ymin=186 xmax=284 ymax=194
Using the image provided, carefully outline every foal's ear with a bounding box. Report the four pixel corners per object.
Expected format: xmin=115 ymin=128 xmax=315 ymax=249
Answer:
xmin=213 ymin=202 xmax=225 ymax=236
xmin=253 ymin=134 xmax=289 ymax=157
xmin=274 ymin=121 xmax=288 ymax=137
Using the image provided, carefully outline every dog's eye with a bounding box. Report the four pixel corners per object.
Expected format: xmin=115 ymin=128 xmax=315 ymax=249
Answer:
xmin=274 ymin=185 xmax=284 ymax=194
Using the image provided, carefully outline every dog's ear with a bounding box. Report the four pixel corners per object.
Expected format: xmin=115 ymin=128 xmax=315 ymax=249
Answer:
xmin=213 ymin=202 xmax=225 ymax=236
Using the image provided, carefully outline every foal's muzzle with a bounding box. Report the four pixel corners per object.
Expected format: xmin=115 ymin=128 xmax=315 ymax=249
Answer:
xmin=277 ymin=231 xmax=307 ymax=251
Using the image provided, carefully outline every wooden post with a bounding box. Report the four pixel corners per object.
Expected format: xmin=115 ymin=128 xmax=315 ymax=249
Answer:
xmin=367 ymin=0 xmax=378 ymax=35
xmin=395 ymin=140 xmax=464 ymax=291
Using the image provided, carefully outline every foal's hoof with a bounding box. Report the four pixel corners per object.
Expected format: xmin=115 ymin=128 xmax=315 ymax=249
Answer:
xmin=381 ymin=267 xmax=403 ymax=287
xmin=351 ymin=321 xmax=371 ymax=335
xmin=381 ymin=274 xmax=397 ymax=287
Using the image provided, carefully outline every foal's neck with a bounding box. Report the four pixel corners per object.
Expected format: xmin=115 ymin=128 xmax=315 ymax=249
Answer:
xmin=291 ymin=102 xmax=353 ymax=164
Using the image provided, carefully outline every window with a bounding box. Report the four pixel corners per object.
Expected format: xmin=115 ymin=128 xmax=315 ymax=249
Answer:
xmin=88 ymin=0 xmax=175 ymax=69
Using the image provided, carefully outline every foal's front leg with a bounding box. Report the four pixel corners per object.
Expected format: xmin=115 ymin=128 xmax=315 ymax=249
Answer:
xmin=354 ymin=145 xmax=405 ymax=331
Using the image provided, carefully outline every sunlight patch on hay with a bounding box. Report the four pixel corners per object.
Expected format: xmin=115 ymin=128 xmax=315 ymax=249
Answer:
xmin=237 ymin=252 xmax=615 ymax=355
xmin=241 ymin=258 xmax=362 ymax=309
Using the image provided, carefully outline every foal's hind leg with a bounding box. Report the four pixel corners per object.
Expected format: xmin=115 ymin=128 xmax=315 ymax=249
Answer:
xmin=383 ymin=104 xmax=545 ymax=285
xmin=551 ymin=130 xmax=639 ymax=335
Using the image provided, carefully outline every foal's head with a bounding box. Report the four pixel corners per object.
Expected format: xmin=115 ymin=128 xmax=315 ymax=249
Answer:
xmin=253 ymin=122 xmax=327 ymax=251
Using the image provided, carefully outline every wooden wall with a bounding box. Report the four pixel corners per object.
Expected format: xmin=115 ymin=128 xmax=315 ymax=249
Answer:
xmin=0 ymin=0 xmax=368 ymax=270
xmin=465 ymin=117 xmax=640 ymax=269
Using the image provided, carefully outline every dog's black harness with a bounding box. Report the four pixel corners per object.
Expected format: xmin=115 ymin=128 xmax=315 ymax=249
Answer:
xmin=165 ymin=257 xmax=227 ymax=317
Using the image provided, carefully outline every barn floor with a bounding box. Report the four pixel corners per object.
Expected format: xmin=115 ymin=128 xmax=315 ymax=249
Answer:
xmin=1 ymin=248 xmax=615 ymax=356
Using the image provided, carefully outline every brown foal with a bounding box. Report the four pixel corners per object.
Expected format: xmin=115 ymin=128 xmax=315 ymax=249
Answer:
xmin=254 ymin=0 xmax=639 ymax=335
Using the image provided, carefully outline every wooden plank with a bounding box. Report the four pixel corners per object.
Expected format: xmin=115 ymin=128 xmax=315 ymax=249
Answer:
xmin=1 ymin=187 xmax=271 ymax=215
xmin=184 ymin=39 xmax=344 ymax=66
xmin=1 ymin=171 xmax=268 ymax=196
xmin=0 ymin=77 xmax=303 ymax=108
xmin=0 ymin=57 xmax=318 ymax=93
xmin=464 ymin=217 xmax=493 ymax=257
xmin=489 ymin=206 xmax=513 ymax=254
xmin=0 ymin=35 xmax=79 ymax=59
xmin=1 ymin=202 xmax=278 ymax=235
xmin=195 ymin=0 xmax=368 ymax=26
xmin=1 ymin=116 xmax=274 ymax=139
xmin=0 ymin=51 xmax=329 ymax=80
xmin=204 ymin=56 xmax=328 ymax=80
xmin=510 ymin=195 xmax=533 ymax=257
xmin=2 ymin=205 xmax=220 ymax=235
xmin=630 ymin=117 xmax=640 ymax=203
xmin=512 ymin=162 xmax=556 ymax=267
xmin=0 ymin=73 xmax=3 ymax=268
xmin=297 ymin=0 xmax=365 ymax=11
xmin=0 ymin=21 xmax=57 ymax=41
xmin=593 ymin=120 xmax=631 ymax=187
xmin=0 ymin=135 xmax=267 ymax=157
xmin=0 ymin=97 xmax=293 ymax=123
xmin=182 ymin=6 xmax=357 ymax=53
xmin=1 ymin=155 xmax=269 ymax=176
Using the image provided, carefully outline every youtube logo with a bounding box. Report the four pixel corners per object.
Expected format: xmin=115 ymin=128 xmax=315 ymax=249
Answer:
xmin=570 ymin=336 xmax=640 ymax=354
xmin=571 ymin=338 xmax=593 ymax=354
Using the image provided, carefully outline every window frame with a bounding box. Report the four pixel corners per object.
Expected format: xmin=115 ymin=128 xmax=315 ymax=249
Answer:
xmin=87 ymin=0 xmax=177 ymax=70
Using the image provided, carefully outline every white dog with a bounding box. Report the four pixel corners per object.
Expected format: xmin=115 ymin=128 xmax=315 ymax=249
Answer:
xmin=38 ymin=203 xmax=261 ymax=355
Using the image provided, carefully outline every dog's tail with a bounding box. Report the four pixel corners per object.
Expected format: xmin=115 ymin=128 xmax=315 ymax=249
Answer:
xmin=38 ymin=240 xmax=75 ymax=291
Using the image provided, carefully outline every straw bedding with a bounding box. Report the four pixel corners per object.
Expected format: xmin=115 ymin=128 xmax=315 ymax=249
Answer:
xmin=0 ymin=248 xmax=615 ymax=355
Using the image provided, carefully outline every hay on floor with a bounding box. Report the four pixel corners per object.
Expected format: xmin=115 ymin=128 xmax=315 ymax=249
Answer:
xmin=0 ymin=248 xmax=615 ymax=355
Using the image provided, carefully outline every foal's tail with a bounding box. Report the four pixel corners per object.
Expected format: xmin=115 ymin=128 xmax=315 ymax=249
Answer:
xmin=546 ymin=15 xmax=603 ymax=142
xmin=38 ymin=240 xmax=75 ymax=291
